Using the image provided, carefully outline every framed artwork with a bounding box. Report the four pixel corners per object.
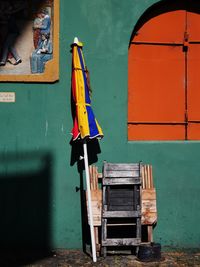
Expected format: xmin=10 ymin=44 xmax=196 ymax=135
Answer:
xmin=0 ymin=0 xmax=59 ymax=82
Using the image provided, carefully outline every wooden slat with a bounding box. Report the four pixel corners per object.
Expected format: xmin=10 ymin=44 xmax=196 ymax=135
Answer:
xmin=109 ymin=205 xmax=136 ymax=211
xmin=90 ymin=189 xmax=102 ymax=201
xmin=109 ymin=191 xmax=134 ymax=197
xmin=142 ymin=212 xmax=157 ymax=225
xmin=109 ymin=199 xmax=134 ymax=205
xmin=141 ymin=165 xmax=145 ymax=189
xmin=141 ymin=164 xmax=155 ymax=189
xmin=89 ymin=165 xmax=100 ymax=190
xmin=147 ymin=165 xmax=150 ymax=188
xmin=104 ymin=170 xmax=140 ymax=178
xmin=89 ymin=165 xmax=93 ymax=190
xmin=102 ymin=218 xmax=107 ymax=241
xmin=141 ymin=165 xmax=157 ymax=227
xmin=144 ymin=165 xmax=148 ymax=189
xmin=107 ymin=223 xmax=136 ymax=226
xmin=94 ymin=166 xmax=98 ymax=190
xmin=142 ymin=200 xmax=157 ymax=212
xmin=98 ymin=173 xmax=103 ymax=178
xmin=104 ymin=163 xmax=140 ymax=171
xmin=86 ymin=190 xmax=102 ymax=226
xmin=103 ymin=177 xmax=141 ymax=185
xmin=142 ymin=188 xmax=157 ymax=225
xmin=136 ymin=217 xmax=141 ymax=238
xmin=142 ymin=188 xmax=156 ymax=200
xmin=92 ymin=165 xmax=95 ymax=190
xmin=103 ymin=210 xmax=141 ymax=218
xmin=109 ymin=197 xmax=134 ymax=203
xmin=94 ymin=226 xmax=99 ymax=250
xmin=89 ymin=166 xmax=92 ymax=189
xmin=102 ymin=238 xmax=141 ymax=246
xmin=148 ymin=226 xmax=153 ymax=243
xmin=149 ymin=165 xmax=153 ymax=188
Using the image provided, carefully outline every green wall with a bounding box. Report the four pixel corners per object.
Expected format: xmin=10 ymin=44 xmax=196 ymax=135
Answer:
xmin=0 ymin=0 xmax=199 ymax=250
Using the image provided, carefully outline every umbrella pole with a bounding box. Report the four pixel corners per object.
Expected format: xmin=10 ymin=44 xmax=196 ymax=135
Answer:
xmin=83 ymin=141 xmax=97 ymax=262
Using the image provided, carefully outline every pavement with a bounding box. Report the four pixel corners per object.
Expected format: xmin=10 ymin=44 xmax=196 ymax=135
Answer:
xmin=0 ymin=249 xmax=200 ymax=267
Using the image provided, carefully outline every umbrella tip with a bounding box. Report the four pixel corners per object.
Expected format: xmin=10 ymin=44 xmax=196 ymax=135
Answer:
xmin=72 ymin=37 xmax=83 ymax=47
xmin=73 ymin=37 xmax=79 ymax=44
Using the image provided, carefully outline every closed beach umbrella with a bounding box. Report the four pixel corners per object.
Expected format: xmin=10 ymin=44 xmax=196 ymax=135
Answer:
xmin=71 ymin=39 xmax=103 ymax=141
xmin=71 ymin=37 xmax=103 ymax=262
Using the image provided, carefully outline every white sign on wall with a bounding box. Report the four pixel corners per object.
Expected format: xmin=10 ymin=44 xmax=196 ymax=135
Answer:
xmin=0 ymin=92 xmax=15 ymax=103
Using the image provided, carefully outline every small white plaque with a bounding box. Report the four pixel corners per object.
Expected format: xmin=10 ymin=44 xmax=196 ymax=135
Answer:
xmin=0 ymin=92 xmax=15 ymax=102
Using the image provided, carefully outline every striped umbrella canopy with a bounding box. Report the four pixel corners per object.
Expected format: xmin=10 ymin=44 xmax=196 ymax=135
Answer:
xmin=70 ymin=38 xmax=103 ymax=262
xmin=71 ymin=39 xmax=103 ymax=141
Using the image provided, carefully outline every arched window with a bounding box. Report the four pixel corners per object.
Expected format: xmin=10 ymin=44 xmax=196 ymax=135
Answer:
xmin=128 ymin=1 xmax=200 ymax=140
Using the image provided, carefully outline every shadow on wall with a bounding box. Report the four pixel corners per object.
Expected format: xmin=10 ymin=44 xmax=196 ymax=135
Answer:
xmin=70 ymin=138 xmax=102 ymax=252
xmin=0 ymin=151 xmax=53 ymax=266
xmin=70 ymin=138 xmax=101 ymax=171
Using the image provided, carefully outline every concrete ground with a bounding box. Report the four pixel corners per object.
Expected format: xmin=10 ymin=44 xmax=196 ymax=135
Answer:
xmin=0 ymin=249 xmax=200 ymax=267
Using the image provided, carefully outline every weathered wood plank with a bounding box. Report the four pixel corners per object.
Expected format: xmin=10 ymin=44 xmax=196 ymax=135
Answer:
xmin=142 ymin=200 xmax=157 ymax=212
xmin=103 ymin=177 xmax=141 ymax=185
xmin=149 ymin=165 xmax=153 ymax=188
xmin=109 ymin=194 xmax=135 ymax=200
xmin=104 ymin=163 xmax=140 ymax=171
xmin=102 ymin=218 xmax=107 ymax=241
xmin=104 ymin=170 xmax=140 ymax=178
xmin=109 ymin=188 xmax=135 ymax=193
xmin=102 ymin=238 xmax=141 ymax=246
xmin=103 ymin=210 xmax=141 ymax=218
xmin=148 ymin=225 xmax=153 ymax=243
xmin=141 ymin=165 xmax=145 ymax=189
xmin=109 ymin=195 xmax=134 ymax=200
xmin=109 ymin=196 xmax=134 ymax=202
xmin=98 ymin=173 xmax=103 ymax=178
xmin=108 ymin=199 xmax=134 ymax=205
xmin=142 ymin=212 xmax=157 ymax=225
xmin=142 ymin=164 xmax=154 ymax=189
xmin=142 ymin=188 xmax=156 ymax=200
xmin=107 ymin=223 xmax=136 ymax=226
xmin=86 ymin=190 xmax=102 ymax=226
xmin=140 ymin=165 xmax=157 ymax=226
xmin=141 ymin=188 xmax=157 ymax=224
xmin=89 ymin=165 xmax=99 ymax=190
xmin=136 ymin=217 xmax=141 ymax=238
xmin=108 ymin=205 xmax=135 ymax=211
xmin=91 ymin=190 xmax=102 ymax=200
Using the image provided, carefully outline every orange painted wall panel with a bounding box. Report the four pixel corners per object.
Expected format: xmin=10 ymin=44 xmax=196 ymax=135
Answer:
xmin=128 ymin=45 xmax=185 ymax=123
xmin=187 ymin=44 xmax=200 ymax=121
xmin=128 ymin=124 xmax=185 ymax=141
xmin=188 ymin=124 xmax=200 ymax=140
xmin=187 ymin=12 xmax=200 ymax=42
xmin=133 ymin=10 xmax=186 ymax=44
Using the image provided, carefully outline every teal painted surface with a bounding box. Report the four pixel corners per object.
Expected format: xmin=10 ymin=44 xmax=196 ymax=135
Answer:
xmin=0 ymin=0 xmax=199 ymax=249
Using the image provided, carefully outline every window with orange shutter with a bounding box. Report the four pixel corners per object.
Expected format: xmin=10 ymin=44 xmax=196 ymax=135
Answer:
xmin=128 ymin=1 xmax=200 ymax=140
